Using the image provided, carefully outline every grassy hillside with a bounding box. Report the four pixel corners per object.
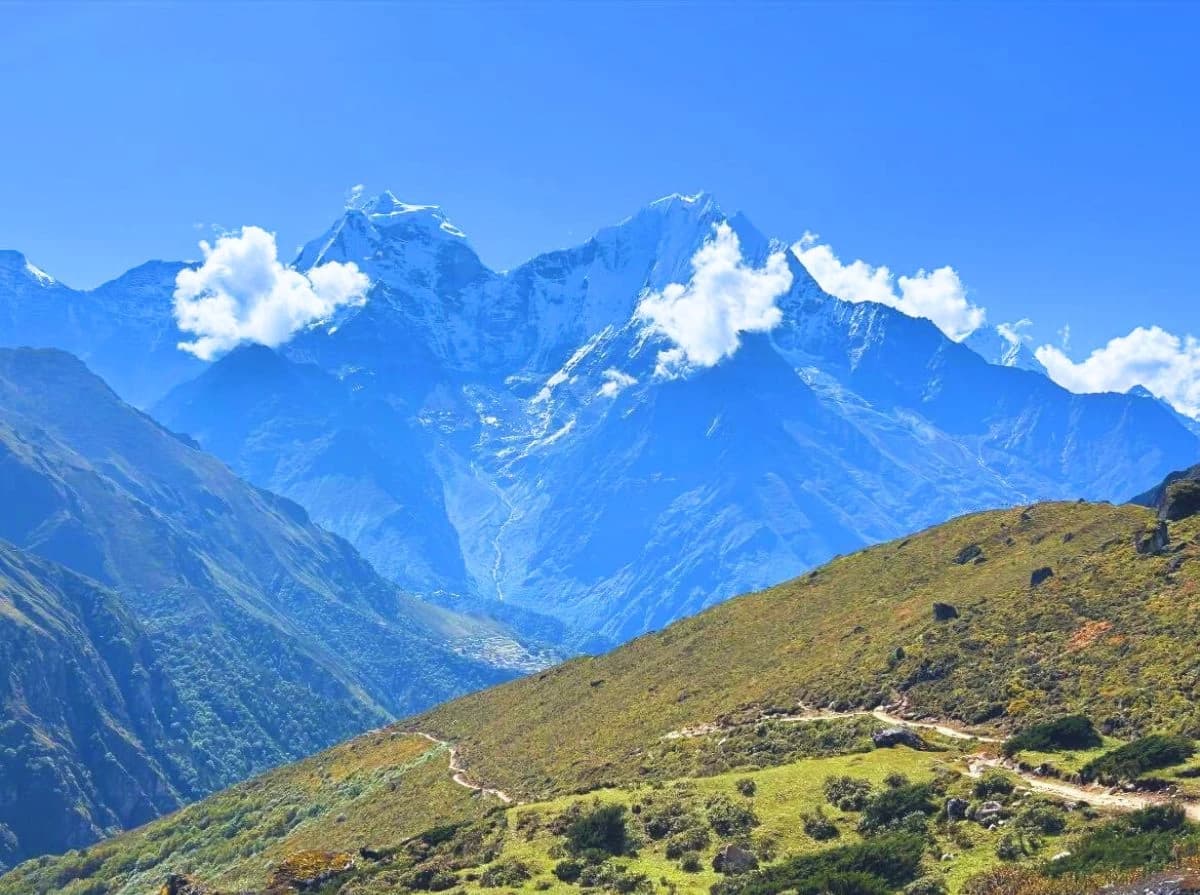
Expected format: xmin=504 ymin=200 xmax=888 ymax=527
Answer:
xmin=6 ymin=498 xmax=1200 ymax=894
xmin=414 ymin=500 xmax=1200 ymax=798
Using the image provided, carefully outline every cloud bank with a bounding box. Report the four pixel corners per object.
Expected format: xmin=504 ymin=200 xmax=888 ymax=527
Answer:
xmin=637 ymin=223 xmax=793 ymax=377
xmin=792 ymin=233 xmax=985 ymax=342
xmin=174 ymin=226 xmax=369 ymax=360
xmin=1036 ymin=326 xmax=1200 ymax=419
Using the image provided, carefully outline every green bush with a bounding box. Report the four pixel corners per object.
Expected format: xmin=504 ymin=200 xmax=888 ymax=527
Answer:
xmin=801 ymin=808 xmax=839 ymax=841
xmin=972 ymin=772 xmax=1015 ymax=799
xmin=1015 ymin=803 xmax=1066 ymax=835
xmin=857 ymin=783 xmax=935 ymax=834
xmin=565 ymin=804 xmax=629 ymax=856
xmin=735 ymin=778 xmax=757 ymax=797
xmin=679 ymin=852 xmax=702 ymax=873
xmin=479 ymin=859 xmax=531 ymax=888
xmin=823 ymin=775 xmax=872 ymax=811
xmin=712 ymin=833 xmax=924 ymax=895
xmin=705 ymin=794 xmax=759 ymax=837
xmin=1002 ymin=716 xmax=1102 ymax=756
xmin=664 ymin=827 xmax=710 ymax=859
xmin=1080 ymin=735 xmax=1195 ymax=782
xmin=1044 ymin=804 xmax=1193 ymax=877
xmin=553 ymin=859 xmax=583 ymax=883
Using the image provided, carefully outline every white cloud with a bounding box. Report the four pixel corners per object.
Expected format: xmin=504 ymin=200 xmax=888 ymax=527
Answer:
xmin=174 ymin=226 xmax=369 ymax=360
xmin=791 ymin=233 xmax=985 ymax=341
xmin=996 ymin=318 xmax=1033 ymax=347
xmin=636 ymin=223 xmax=793 ymax=377
xmin=1035 ymin=325 xmax=1200 ymax=419
xmin=597 ymin=368 xmax=637 ymax=398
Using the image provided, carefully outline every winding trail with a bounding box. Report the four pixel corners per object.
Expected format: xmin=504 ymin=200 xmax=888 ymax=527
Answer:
xmin=665 ymin=705 xmax=1200 ymax=820
xmin=415 ymin=732 xmax=514 ymax=804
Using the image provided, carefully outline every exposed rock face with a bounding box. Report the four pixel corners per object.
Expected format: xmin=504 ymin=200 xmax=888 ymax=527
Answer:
xmin=1132 ymin=464 xmax=1200 ymax=522
xmin=873 ymin=727 xmax=925 ymax=749
xmin=1135 ymin=521 xmax=1171 ymax=555
xmin=1030 ymin=566 xmax=1055 ymax=587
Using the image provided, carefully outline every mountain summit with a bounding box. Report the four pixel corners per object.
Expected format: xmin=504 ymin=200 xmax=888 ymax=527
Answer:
xmin=4 ymin=192 xmax=1198 ymax=648
xmin=148 ymin=192 xmax=1200 ymax=649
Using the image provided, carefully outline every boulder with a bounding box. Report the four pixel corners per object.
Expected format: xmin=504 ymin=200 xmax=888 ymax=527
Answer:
xmin=945 ymin=797 xmax=969 ymax=821
xmin=712 ymin=843 xmax=759 ymax=875
xmin=873 ymin=727 xmax=925 ymax=749
xmin=973 ymin=800 xmax=1005 ymax=825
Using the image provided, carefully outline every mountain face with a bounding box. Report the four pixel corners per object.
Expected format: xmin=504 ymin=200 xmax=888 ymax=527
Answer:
xmin=6 ymin=193 xmax=1199 ymax=649
xmin=0 ymin=252 xmax=201 ymax=407
xmin=10 ymin=495 xmax=1200 ymax=895
xmin=0 ymin=540 xmax=193 ymax=872
xmin=962 ymin=324 xmax=1046 ymax=373
xmin=0 ymin=347 xmax=535 ymax=863
xmin=149 ymin=192 xmax=1200 ymax=649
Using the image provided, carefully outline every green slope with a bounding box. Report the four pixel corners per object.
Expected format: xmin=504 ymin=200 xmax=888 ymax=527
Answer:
xmin=6 ymin=497 xmax=1200 ymax=894
xmin=0 ymin=540 xmax=193 ymax=871
xmin=0 ymin=348 xmax=535 ymax=864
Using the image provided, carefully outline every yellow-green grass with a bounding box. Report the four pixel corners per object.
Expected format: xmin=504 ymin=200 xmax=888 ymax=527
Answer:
xmin=414 ymin=503 xmax=1200 ymax=802
xmin=0 ymin=732 xmax=486 ymax=895
xmin=7 ymin=500 xmax=1200 ymax=894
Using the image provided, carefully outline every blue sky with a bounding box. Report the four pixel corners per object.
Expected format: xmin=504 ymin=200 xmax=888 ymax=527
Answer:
xmin=2 ymin=2 xmax=1198 ymax=410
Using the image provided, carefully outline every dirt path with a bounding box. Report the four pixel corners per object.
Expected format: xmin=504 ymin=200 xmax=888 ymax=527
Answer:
xmin=967 ymin=755 xmax=1200 ymax=821
xmin=664 ymin=705 xmax=1200 ymax=820
xmin=414 ymin=732 xmax=514 ymax=804
xmin=664 ymin=704 xmax=1001 ymax=744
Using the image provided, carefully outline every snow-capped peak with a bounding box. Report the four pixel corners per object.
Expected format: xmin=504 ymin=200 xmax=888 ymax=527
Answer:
xmin=0 ymin=249 xmax=57 ymax=286
xmin=362 ymin=190 xmax=467 ymax=238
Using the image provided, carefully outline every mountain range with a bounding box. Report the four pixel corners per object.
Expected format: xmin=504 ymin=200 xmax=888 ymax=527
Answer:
xmin=151 ymin=192 xmax=1200 ymax=648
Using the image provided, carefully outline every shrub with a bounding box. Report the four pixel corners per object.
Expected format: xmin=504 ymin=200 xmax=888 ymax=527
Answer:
xmin=1015 ymin=803 xmax=1066 ymax=835
xmin=858 ymin=783 xmax=935 ymax=834
xmin=553 ymin=859 xmax=583 ymax=883
xmin=578 ymin=861 xmax=651 ymax=893
xmin=1044 ymin=804 xmax=1192 ymax=877
xmin=736 ymin=778 xmax=757 ymax=797
xmin=705 ymin=794 xmax=760 ymax=837
xmin=884 ymin=772 xmax=910 ymax=789
xmin=565 ymin=804 xmax=629 ymax=856
xmin=1002 ymin=716 xmax=1102 ymax=756
xmin=1079 ymin=735 xmax=1195 ymax=782
xmin=679 ymin=852 xmax=702 ymax=873
xmin=973 ymin=772 xmax=1015 ymax=799
xmin=712 ymin=833 xmax=924 ymax=895
xmin=479 ymin=859 xmax=531 ymax=888
xmin=801 ymin=808 xmax=839 ymax=841
xmin=994 ymin=833 xmax=1023 ymax=861
xmin=823 ymin=775 xmax=872 ymax=811
xmin=664 ymin=827 xmax=710 ymax=859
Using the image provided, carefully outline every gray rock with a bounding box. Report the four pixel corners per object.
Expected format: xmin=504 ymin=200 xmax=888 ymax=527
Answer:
xmin=712 ymin=843 xmax=758 ymax=875
xmin=873 ymin=727 xmax=925 ymax=749
xmin=945 ymin=797 xmax=969 ymax=821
